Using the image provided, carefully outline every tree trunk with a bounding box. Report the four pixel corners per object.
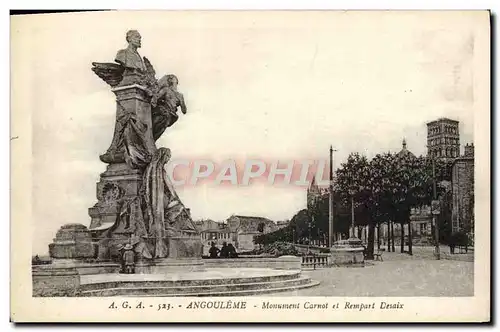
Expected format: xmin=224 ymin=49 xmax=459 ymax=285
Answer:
xmin=387 ymin=222 xmax=391 ymax=252
xmin=377 ymin=223 xmax=381 ymax=250
xmin=408 ymin=219 xmax=413 ymax=255
xmin=400 ymin=221 xmax=405 ymax=253
xmin=391 ymin=221 xmax=395 ymax=252
xmin=366 ymin=222 xmax=375 ymax=260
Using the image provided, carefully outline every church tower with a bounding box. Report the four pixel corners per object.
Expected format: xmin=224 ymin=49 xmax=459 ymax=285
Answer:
xmin=396 ymin=138 xmax=416 ymax=159
xmin=307 ymin=176 xmax=321 ymax=210
xmin=426 ymin=118 xmax=460 ymax=163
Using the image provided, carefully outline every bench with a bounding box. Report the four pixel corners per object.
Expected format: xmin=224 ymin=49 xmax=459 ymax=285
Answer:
xmin=374 ymin=250 xmax=384 ymax=261
xmin=362 ymin=248 xmax=384 ymax=261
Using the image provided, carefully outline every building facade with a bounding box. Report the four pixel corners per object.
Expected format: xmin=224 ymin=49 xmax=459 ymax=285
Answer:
xmin=426 ymin=118 xmax=460 ymax=162
xmin=451 ymin=143 xmax=474 ymax=236
xmin=195 ymin=215 xmax=280 ymax=255
xmin=226 ymin=215 xmax=279 ymax=252
xmin=194 ymin=219 xmax=236 ymax=256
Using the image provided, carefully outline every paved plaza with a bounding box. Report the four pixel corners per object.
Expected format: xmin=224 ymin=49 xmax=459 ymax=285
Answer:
xmin=273 ymin=247 xmax=474 ymax=297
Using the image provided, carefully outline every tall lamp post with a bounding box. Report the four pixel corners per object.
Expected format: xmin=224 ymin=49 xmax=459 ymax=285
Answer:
xmin=329 ymin=146 xmax=337 ymax=247
xmin=431 ymin=158 xmax=441 ymax=260
xmin=348 ymin=189 xmax=357 ymax=239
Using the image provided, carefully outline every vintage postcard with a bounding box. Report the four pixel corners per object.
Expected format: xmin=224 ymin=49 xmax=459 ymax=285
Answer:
xmin=10 ymin=10 xmax=490 ymax=322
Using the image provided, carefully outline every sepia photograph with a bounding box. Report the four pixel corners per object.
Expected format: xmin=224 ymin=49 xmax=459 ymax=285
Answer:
xmin=10 ymin=9 xmax=490 ymax=322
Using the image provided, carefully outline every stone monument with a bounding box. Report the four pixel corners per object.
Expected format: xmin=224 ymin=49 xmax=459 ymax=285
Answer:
xmin=32 ymin=30 xmax=320 ymax=297
xmin=48 ymin=30 xmax=203 ymax=272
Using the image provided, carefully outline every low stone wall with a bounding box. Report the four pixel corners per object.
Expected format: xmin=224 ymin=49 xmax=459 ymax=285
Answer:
xmin=203 ymin=255 xmax=302 ymax=270
xmin=32 ymin=263 xmax=80 ymax=297
xmin=32 ymin=259 xmax=123 ymax=296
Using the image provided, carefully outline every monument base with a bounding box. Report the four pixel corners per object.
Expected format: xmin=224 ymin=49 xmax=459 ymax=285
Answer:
xmin=33 ymin=260 xmax=320 ymax=297
xmin=330 ymin=238 xmax=365 ymax=267
xmin=74 ymin=268 xmax=319 ymax=297
xmin=48 ymin=224 xmax=96 ymax=259
xmin=135 ymin=258 xmax=205 ymax=274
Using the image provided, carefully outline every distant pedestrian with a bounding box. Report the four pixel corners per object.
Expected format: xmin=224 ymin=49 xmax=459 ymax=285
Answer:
xmin=220 ymin=242 xmax=229 ymax=258
xmin=228 ymin=243 xmax=238 ymax=258
xmin=32 ymin=255 xmax=41 ymax=265
xmin=209 ymin=242 xmax=220 ymax=258
xmin=123 ymin=244 xmax=135 ymax=274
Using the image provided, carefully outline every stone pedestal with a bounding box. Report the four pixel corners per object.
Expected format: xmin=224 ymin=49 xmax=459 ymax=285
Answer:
xmin=112 ymin=84 xmax=156 ymax=152
xmin=48 ymin=224 xmax=96 ymax=259
xmin=329 ymin=238 xmax=365 ymax=267
xmin=88 ymin=164 xmax=142 ymax=231
xmin=168 ymin=234 xmax=203 ymax=259
xmin=99 ymin=84 xmax=156 ymax=164
xmin=88 ymin=163 xmax=144 ymax=261
xmin=89 ymin=84 xmax=157 ymax=259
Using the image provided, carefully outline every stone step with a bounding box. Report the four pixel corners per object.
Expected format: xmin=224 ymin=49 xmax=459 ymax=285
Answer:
xmin=162 ymin=280 xmax=321 ymax=297
xmin=80 ymin=271 xmax=301 ymax=292
xmin=80 ymin=276 xmax=315 ymax=297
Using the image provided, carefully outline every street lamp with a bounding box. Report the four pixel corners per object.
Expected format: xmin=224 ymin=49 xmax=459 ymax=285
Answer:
xmin=329 ymin=146 xmax=337 ymax=247
xmin=431 ymin=157 xmax=441 ymax=260
xmin=348 ymin=189 xmax=357 ymax=239
xmin=307 ymin=214 xmax=314 ymax=253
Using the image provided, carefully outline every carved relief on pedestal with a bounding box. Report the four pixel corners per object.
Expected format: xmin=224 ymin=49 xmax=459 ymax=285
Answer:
xmin=100 ymin=182 xmax=124 ymax=204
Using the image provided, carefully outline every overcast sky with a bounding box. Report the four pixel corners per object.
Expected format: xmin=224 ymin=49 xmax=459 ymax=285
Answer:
xmin=11 ymin=11 xmax=481 ymax=255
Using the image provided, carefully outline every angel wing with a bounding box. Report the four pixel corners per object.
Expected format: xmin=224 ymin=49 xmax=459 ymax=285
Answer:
xmin=143 ymin=57 xmax=157 ymax=80
xmin=91 ymin=62 xmax=125 ymax=87
xmin=143 ymin=57 xmax=159 ymax=93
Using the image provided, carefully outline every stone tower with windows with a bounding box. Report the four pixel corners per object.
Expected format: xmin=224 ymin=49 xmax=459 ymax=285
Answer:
xmin=426 ymin=118 xmax=460 ymax=162
xmin=307 ymin=177 xmax=322 ymax=210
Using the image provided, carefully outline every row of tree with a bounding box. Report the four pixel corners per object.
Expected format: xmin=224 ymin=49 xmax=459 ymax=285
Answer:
xmin=255 ymin=151 xmax=457 ymax=259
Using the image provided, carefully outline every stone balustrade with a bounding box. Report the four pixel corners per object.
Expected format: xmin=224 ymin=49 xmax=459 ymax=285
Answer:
xmin=301 ymin=254 xmax=330 ymax=269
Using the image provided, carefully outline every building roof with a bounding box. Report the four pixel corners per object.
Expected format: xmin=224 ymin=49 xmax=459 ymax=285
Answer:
xmin=452 ymin=143 xmax=474 ymax=165
xmin=308 ymin=176 xmax=320 ymax=192
xmin=231 ymin=215 xmax=274 ymax=223
xmin=200 ymin=229 xmax=232 ymax=233
xmin=227 ymin=215 xmax=277 ymax=233
xmin=396 ymin=138 xmax=416 ymax=159
xmin=426 ymin=117 xmax=459 ymax=126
